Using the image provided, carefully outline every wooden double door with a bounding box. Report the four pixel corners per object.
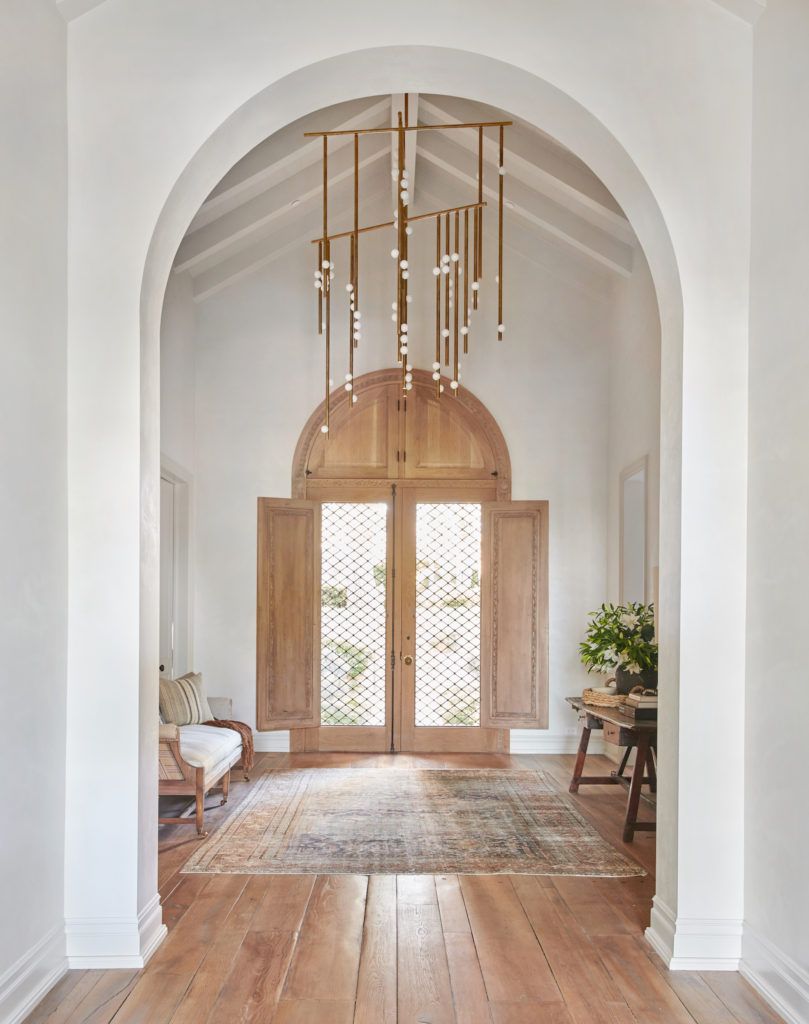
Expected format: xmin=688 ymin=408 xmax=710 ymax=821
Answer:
xmin=256 ymin=482 xmax=549 ymax=753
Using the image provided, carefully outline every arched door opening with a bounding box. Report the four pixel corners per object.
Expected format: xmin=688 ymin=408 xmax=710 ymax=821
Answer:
xmin=258 ymin=369 xmax=547 ymax=753
xmin=130 ymin=43 xmax=741 ymax=979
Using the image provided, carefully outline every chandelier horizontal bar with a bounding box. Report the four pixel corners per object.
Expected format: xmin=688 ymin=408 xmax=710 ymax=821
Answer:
xmin=304 ymin=120 xmax=512 ymax=138
xmin=309 ymin=200 xmax=488 ymax=245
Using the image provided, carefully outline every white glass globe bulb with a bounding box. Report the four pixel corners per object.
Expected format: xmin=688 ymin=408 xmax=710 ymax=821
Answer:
xmin=352 ymin=394 xmax=358 ymax=404
xmin=441 ymin=328 xmax=450 ymax=338
xmin=353 ymin=310 xmax=361 ymax=320
xmin=499 ymin=165 xmax=505 ymax=176
xmin=400 ymin=345 xmax=408 ymax=355
xmin=471 ymin=281 xmax=479 ymax=291
xmin=432 ymin=372 xmax=440 ymax=381
xmin=405 ymin=226 xmax=413 ymax=236
xmin=439 ymin=384 xmax=445 ymax=393
xmin=450 ymin=380 xmax=459 ymax=390
xmin=402 ymin=270 xmax=409 ymax=280
xmin=400 ymin=259 xmax=408 ymax=270
xmin=322 ymin=259 xmax=330 ymax=269
xmin=451 ymin=252 xmax=460 ymax=262
xmin=401 ymin=323 xmax=408 ymax=333
xmin=345 ymin=382 xmax=353 ymax=391
xmin=391 ymin=248 xmax=399 ymax=259
xmin=345 ymin=283 xmax=353 ymax=292
xmin=405 ymin=372 xmax=413 ymax=383
xmin=345 ymin=373 xmax=352 ymax=381
xmin=441 ymin=265 xmax=450 ymax=275
xmin=391 ymin=301 xmax=397 ymax=310
xmin=432 ymin=267 xmax=441 ymax=276
xmin=405 ymin=382 xmax=413 ymax=391
xmin=432 ymin=361 xmax=440 ymax=371
xmin=460 ymin=326 xmax=469 ymax=335
xmin=320 ymin=424 xmax=329 ymax=434
xmin=498 ymin=323 xmax=505 ymax=332
xmin=441 ymin=254 xmax=450 ymax=264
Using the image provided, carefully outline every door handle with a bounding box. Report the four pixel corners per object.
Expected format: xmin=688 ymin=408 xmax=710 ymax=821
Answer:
xmin=403 ymin=655 xmax=413 ymax=665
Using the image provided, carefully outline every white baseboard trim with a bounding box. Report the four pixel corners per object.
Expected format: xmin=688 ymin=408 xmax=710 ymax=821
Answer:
xmin=509 ymin=729 xmax=603 ymax=755
xmin=741 ymin=925 xmax=809 ymax=1024
xmin=255 ymin=730 xmax=597 ymax=755
xmin=255 ymin=731 xmax=290 ymax=752
xmin=66 ymin=893 xmax=166 ymax=970
xmin=0 ymin=923 xmax=66 ymax=1024
xmin=645 ymin=896 xmax=742 ymax=970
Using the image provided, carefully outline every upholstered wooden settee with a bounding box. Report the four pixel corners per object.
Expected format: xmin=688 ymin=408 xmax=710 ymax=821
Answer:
xmin=158 ymin=697 xmax=248 ymax=836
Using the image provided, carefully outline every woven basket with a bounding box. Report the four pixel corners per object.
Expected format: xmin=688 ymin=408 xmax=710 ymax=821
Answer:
xmin=582 ymin=687 xmax=623 ymax=708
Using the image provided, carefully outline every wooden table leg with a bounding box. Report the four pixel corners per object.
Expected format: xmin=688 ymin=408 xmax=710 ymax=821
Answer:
xmin=646 ymin=745 xmax=657 ymax=794
xmin=622 ymin=732 xmax=650 ymax=842
xmin=613 ymin=744 xmax=632 ymax=779
xmin=569 ymin=724 xmax=591 ymax=793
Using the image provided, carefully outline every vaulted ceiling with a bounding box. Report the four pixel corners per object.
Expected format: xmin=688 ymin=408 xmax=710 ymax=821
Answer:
xmin=53 ymin=0 xmax=767 ymax=23
xmin=172 ymin=93 xmax=641 ymax=303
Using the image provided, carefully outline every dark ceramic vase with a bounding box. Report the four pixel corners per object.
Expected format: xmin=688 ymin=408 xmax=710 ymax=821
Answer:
xmin=615 ymin=666 xmax=658 ymax=695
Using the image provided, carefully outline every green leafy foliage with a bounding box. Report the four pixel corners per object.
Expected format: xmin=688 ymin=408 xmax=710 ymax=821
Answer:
xmin=579 ymin=602 xmax=657 ymax=676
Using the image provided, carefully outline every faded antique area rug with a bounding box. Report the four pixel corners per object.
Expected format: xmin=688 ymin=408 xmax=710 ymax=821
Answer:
xmin=182 ymin=767 xmax=644 ymax=877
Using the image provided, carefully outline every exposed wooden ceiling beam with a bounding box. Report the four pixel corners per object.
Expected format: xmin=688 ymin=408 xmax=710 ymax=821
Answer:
xmin=189 ymin=185 xmax=390 ymax=302
xmin=191 ymin=97 xmax=390 ymax=231
xmin=420 ymin=96 xmax=631 ymax=242
xmin=417 ymin=136 xmax=633 ymax=277
xmin=175 ymin=134 xmax=389 ymax=273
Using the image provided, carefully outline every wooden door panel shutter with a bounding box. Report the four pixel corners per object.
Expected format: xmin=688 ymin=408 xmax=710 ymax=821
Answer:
xmin=256 ymin=498 xmax=320 ymax=730
xmin=481 ymin=501 xmax=549 ymax=729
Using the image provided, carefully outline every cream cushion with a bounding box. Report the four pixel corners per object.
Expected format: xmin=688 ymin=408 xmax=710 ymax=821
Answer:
xmin=159 ymin=672 xmax=213 ymax=725
xmin=178 ymin=724 xmax=241 ymax=781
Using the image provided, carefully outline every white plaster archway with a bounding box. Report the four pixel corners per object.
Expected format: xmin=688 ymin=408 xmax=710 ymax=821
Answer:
xmin=65 ymin=41 xmax=746 ymax=973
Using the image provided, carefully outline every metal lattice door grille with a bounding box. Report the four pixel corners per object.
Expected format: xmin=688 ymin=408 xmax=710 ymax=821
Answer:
xmin=320 ymin=502 xmax=388 ymax=727
xmin=414 ymin=503 xmax=482 ymax=727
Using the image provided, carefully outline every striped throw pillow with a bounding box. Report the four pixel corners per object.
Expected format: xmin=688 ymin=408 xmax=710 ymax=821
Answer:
xmin=159 ymin=672 xmax=213 ymax=726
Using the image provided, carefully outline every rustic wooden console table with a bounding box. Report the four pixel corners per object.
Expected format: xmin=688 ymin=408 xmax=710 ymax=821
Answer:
xmin=565 ymin=695 xmax=657 ymax=842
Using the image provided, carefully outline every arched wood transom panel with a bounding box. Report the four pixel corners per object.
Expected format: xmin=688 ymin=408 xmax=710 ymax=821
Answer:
xmin=292 ymin=369 xmax=511 ymax=499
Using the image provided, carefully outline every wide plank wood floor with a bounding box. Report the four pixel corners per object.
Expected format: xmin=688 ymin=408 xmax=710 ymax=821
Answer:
xmin=25 ymin=753 xmax=783 ymax=1024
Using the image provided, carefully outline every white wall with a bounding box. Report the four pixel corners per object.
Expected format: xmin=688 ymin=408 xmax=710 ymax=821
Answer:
xmin=63 ymin=0 xmax=754 ymax=973
xmin=607 ymin=250 xmax=662 ymax=603
xmin=190 ymin=216 xmax=618 ymax=750
xmin=743 ymin=1 xmax=809 ymax=1019
xmin=160 ymin=272 xmax=196 ymax=474
xmin=0 ymin=1 xmax=68 ymax=1019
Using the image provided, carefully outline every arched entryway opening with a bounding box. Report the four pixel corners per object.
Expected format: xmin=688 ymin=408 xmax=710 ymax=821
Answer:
xmin=116 ymin=43 xmax=743 ymax=973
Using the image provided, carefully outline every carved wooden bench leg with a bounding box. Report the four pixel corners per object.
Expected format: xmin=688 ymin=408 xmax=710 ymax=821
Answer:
xmin=220 ymin=768 xmax=230 ymax=806
xmin=195 ymin=768 xmax=208 ymax=837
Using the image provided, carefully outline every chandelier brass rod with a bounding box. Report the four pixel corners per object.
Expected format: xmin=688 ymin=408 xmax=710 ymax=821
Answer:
xmin=463 ymin=208 xmax=469 ymax=354
xmin=435 ymin=215 xmax=441 ymax=397
xmin=353 ymin=132 xmax=359 ymax=319
xmin=444 ymin=211 xmax=450 ymax=366
xmin=323 ymin=136 xmax=330 ymax=435
xmin=477 ymin=126 xmax=483 ymax=299
xmin=309 ymin=200 xmax=487 ymax=245
xmin=316 ymin=239 xmax=322 ymax=336
xmin=453 ymin=209 xmax=459 ymax=390
xmin=304 ymin=120 xmax=512 ymax=138
xmin=498 ymin=125 xmax=504 ymax=338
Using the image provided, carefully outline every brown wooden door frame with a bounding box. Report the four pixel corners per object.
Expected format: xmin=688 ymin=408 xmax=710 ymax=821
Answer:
xmin=292 ymin=480 xmax=509 ymax=753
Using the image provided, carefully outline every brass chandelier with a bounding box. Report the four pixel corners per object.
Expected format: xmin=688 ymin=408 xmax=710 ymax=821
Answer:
xmin=309 ymin=99 xmax=511 ymax=435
